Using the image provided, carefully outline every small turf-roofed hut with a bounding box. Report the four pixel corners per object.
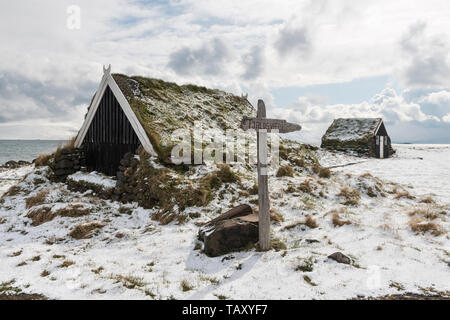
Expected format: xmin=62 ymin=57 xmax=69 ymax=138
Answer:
xmin=321 ymin=118 xmax=394 ymax=158
xmin=74 ymin=65 xmax=254 ymax=175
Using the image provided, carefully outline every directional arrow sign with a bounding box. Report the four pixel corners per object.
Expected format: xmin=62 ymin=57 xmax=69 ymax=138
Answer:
xmin=241 ymin=117 xmax=302 ymax=133
xmin=241 ymin=99 xmax=302 ymax=251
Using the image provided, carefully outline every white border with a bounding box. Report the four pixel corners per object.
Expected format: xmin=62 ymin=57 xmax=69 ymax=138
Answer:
xmin=74 ymin=68 xmax=157 ymax=157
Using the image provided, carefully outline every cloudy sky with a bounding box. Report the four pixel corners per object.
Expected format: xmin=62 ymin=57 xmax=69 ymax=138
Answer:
xmin=0 ymin=0 xmax=450 ymax=143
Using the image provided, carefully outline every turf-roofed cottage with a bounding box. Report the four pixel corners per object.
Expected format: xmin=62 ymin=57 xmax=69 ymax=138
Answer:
xmin=74 ymin=66 xmax=255 ymax=175
xmin=321 ymin=118 xmax=394 ymax=158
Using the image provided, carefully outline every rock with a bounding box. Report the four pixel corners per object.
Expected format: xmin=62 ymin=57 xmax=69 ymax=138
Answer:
xmin=198 ymin=204 xmax=258 ymax=257
xmin=117 ymin=171 xmax=125 ymax=182
xmin=54 ymin=168 xmax=75 ymax=176
xmin=54 ymin=159 xmax=74 ymax=169
xmin=200 ymin=218 xmax=258 ymax=257
xmin=328 ymin=252 xmax=351 ymax=264
xmin=123 ymin=152 xmax=133 ymax=161
xmin=203 ymin=204 xmax=253 ymax=227
xmin=61 ymin=149 xmax=72 ymax=155
xmin=1 ymin=160 xmax=31 ymax=169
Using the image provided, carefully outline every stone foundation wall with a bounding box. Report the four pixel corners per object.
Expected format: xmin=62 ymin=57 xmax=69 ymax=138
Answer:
xmin=112 ymin=152 xmax=139 ymax=202
xmin=51 ymin=148 xmax=85 ymax=180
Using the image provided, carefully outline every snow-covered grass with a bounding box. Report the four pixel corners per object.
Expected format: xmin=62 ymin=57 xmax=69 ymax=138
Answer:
xmin=67 ymin=171 xmax=116 ymax=190
xmin=0 ymin=145 xmax=448 ymax=299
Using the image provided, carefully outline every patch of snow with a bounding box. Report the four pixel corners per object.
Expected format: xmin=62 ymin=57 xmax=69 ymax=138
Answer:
xmin=67 ymin=171 xmax=116 ymax=190
xmin=0 ymin=145 xmax=448 ymax=300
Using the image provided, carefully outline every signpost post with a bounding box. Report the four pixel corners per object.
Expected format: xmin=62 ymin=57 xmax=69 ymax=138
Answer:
xmin=241 ymin=99 xmax=302 ymax=251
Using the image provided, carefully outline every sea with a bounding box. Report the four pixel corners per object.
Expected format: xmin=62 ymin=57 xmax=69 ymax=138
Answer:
xmin=0 ymin=140 xmax=64 ymax=165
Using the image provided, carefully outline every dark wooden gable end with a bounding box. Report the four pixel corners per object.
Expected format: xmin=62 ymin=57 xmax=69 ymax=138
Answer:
xmin=82 ymin=85 xmax=140 ymax=175
xmin=372 ymin=120 xmax=393 ymax=158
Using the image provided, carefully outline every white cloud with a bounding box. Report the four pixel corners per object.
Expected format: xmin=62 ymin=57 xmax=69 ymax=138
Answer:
xmin=398 ymin=22 xmax=450 ymax=88
xmin=443 ymin=114 xmax=450 ymax=123
xmin=1 ymin=0 xmax=450 ymax=141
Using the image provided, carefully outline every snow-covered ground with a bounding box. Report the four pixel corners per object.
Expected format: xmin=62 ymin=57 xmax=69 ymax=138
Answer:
xmin=0 ymin=166 xmax=33 ymax=197
xmin=0 ymin=145 xmax=448 ymax=299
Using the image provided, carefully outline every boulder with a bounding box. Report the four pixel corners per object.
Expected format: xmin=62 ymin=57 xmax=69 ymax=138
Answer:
xmin=328 ymin=252 xmax=351 ymax=264
xmin=54 ymin=159 xmax=74 ymax=169
xmin=1 ymin=160 xmax=31 ymax=169
xmin=199 ymin=204 xmax=258 ymax=257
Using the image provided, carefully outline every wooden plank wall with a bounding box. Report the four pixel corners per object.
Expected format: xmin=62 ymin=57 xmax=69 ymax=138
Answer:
xmin=83 ymin=85 xmax=140 ymax=175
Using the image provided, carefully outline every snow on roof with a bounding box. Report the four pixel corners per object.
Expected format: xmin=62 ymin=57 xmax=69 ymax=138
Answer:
xmin=111 ymin=74 xmax=256 ymax=158
xmin=322 ymin=118 xmax=382 ymax=142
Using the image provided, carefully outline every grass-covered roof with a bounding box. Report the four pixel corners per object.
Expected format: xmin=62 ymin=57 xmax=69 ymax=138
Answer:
xmin=112 ymin=74 xmax=255 ymax=160
xmin=322 ymin=118 xmax=382 ymax=143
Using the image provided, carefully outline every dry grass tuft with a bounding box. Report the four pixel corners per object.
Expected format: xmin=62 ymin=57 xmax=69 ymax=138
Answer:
xmin=248 ymin=184 xmax=258 ymax=195
xmin=181 ymin=280 xmax=193 ymax=292
xmin=34 ymin=153 xmax=53 ymax=167
xmin=305 ymin=215 xmax=318 ymax=228
xmin=283 ymin=215 xmax=318 ymax=230
xmin=276 ymin=165 xmax=295 ymax=178
xmin=312 ymin=165 xmax=331 ymax=178
xmin=419 ymin=196 xmax=435 ymax=204
xmin=113 ymin=275 xmax=146 ymax=289
xmin=393 ymin=189 xmax=415 ymax=200
xmin=54 ymin=204 xmax=90 ymax=218
xmin=270 ymin=208 xmax=284 ymax=223
xmin=25 ymin=189 xmax=49 ymax=209
xmin=59 ymin=260 xmax=75 ymax=268
xmin=270 ymin=238 xmax=287 ymax=251
xmin=4 ymin=185 xmax=24 ymax=197
xmin=299 ymin=179 xmax=314 ymax=194
xmin=408 ymin=208 xmax=442 ymax=220
xmin=331 ymin=210 xmax=352 ymax=227
xmin=337 ymin=187 xmax=361 ymax=206
xmin=69 ymin=221 xmax=105 ymax=239
xmin=26 ymin=206 xmax=53 ymax=226
xmin=26 ymin=204 xmax=90 ymax=226
xmin=409 ymin=217 xmax=444 ymax=236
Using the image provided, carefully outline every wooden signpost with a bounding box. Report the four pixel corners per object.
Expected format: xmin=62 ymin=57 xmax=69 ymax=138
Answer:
xmin=241 ymin=99 xmax=302 ymax=251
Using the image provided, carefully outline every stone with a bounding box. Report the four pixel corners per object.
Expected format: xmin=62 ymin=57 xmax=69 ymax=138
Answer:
xmin=54 ymin=168 xmax=75 ymax=176
xmin=61 ymin=149 xmax=72 ymax=155
xmin=117 ymin=172 xmax=126 ymax=182
xmin=198 ymin=204 xmax=258 ymax=257
xmin=54 ymin=159 xmax=74 ymax=170
xmin=200 ymin=218 xmax=258 ymax=257
xmin=120 ymin=159 xmax=130 ymax=167
xmin=1 ymin=160 xmax=31 ymax=169
xmin=123 ymin=152 xmax=133 ymax=161
xmin=203 ymin=204 xmax=253 ymax=226
xmin=328 ymin=252 xmax=352 ymax=264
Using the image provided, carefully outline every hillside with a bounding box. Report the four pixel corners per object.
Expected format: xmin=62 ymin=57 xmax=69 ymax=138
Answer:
xmin=0 ymin=78 xmax=448 ymax=299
